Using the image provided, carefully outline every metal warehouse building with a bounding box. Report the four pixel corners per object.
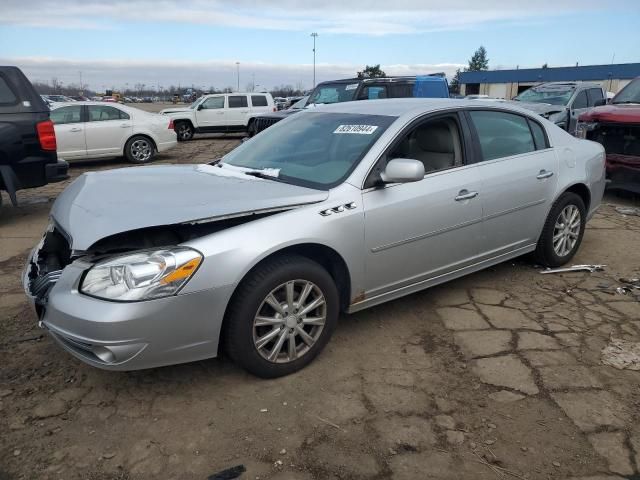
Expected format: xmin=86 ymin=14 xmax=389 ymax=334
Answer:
xmin=459 ymin=62 xmax=640 ymax=99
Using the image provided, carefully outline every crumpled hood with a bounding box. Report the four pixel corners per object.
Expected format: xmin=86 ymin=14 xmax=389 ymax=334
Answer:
xmin=505 ymin=100 xmax=565 ymax=116
xmin=51 ymin=164 xmax=328 ymax=251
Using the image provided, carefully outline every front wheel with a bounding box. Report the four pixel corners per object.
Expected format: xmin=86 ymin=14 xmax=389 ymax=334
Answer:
xmin=223 ymin=255 xmax=339 ymax=378
xmin=124 ymin=136 xmax=155 ymax=164
xmin=535 ymin=192 xmax=586 ymax=267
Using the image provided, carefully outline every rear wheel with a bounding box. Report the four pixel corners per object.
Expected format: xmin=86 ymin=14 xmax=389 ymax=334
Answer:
xmin=535 ymin=192 xmax=586 ymax=267
xmin=224 ymin=255 xmax=339 ymax=378
xmin=124 ymin=135 xmax=155 ymax=164
xmin=175 ymin=121 xmax=194 ymax=141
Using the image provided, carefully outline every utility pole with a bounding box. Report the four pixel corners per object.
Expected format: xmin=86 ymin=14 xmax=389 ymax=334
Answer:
xmin=311 ymin=32 xmax=318 ymax=88
xmin=236 ymin=62 xmax=240 ymax=92
xmin=78 ymin=71 xmax=83 ymax=92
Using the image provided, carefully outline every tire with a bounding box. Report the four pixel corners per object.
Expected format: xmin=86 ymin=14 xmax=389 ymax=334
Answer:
xmin=247 ymin=120 xmax=257 ymax=138
xmin=535 ymin=192 xmax=586 ymax=267
xmin=175 ymin=121 xmax=194 ymax=141
xmin=124 ymin=135 xmax=155 ymax=164
xmin=223 ymin=254 xmax=339 ymax=378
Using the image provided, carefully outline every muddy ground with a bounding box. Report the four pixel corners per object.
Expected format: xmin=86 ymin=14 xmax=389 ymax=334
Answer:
xmin=1 ymin=107 xmax=640 ymax=480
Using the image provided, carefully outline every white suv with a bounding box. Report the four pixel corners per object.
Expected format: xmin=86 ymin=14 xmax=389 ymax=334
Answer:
xmin=160 ymin=93 xmax=275 ymax=141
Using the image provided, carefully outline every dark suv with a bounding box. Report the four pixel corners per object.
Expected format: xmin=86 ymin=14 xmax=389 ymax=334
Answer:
xmin=250 ymin=75 xmax=449 ymax=136
xmin=0 ymin=66 xmax=68 ymax=207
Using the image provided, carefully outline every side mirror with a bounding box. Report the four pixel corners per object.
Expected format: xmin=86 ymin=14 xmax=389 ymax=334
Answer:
xmin=594 ymin=98 xmax=606 ymax=107
xmin=380 ymin=158 xmax=425 ymax=184
xmin=197 ymin=104 xmax=204 ymax=111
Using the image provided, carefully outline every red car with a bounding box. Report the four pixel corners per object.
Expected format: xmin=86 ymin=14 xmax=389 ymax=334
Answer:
xmin=578 ymin=78 xmax=640 ymax=193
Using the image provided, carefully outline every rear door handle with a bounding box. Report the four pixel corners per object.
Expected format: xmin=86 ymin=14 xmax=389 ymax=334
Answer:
xmin=120 ymin=123 xmax=131 ymax=128
xmin=69 ymin=127 xmax=82 ymax=132
xmin=216 ymin=112 xmax=225 ymax=115
xmin=537 ymin=170 xmax=554 ymax=179
xmin=455 ymin=189 xmax=479 ymax=201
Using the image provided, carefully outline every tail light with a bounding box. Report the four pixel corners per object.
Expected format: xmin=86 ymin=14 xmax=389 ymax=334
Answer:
xmin=168 ymin=119 xmax=174 ymax=129
xmin=37 ymin=120 xmax=57 ymax=151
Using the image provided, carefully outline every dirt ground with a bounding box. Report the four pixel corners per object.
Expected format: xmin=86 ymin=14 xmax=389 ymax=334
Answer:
xmin=1 ymin=109 xmax=640 ymax=480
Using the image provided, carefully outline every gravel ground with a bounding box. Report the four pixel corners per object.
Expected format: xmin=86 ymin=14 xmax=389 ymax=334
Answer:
xmin=1 ymin=108 xmax=640 ymax=480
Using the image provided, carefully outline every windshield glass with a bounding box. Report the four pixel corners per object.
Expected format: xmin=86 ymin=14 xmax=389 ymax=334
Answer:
xmin=307 ymin=83 xmax=359 ymax=105
xmin=612 ymin=79 xmax=640 ymax=104
xmin=189 ymin=97 xmax=203 ymax=109
xmin=290 ymin=96 xmax=308 ymax=109
xmin=515 ymin=85 xmax=575 ymax=105
xmin=221 ymin=112 xmax=395 ymax=189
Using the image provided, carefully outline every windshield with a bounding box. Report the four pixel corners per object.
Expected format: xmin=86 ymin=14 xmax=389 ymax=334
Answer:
xmin=307 ymin=83 xmax=359 ymax=105
xmin=289 ymin=96 xmax=308 ymax=109
xmin=515 ymin=85 xmax=575 ymax=106
xmin=612 ymin=79 xmax=640 ymax=104
xmin=221 ymin=112 xmax=395 ymax=189
xmin=189 ymin=97 xmax=204 ymax=109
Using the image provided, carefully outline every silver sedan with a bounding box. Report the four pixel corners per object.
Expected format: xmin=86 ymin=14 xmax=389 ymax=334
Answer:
xmin=24 ymin=99 xmax=606 ymax=377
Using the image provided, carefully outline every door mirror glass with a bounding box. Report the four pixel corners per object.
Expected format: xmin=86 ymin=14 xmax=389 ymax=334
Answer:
xmin=380 ymin=158 xmax=425 ymax=184
xmin=593 ymin=98 xmax=606 ymax=107
xmin=197 ymin=104 xmax=204 ymax=110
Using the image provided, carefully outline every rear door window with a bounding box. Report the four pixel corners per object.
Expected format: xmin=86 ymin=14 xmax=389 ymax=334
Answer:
xmin=51 ymin=105 xmax=83 ymax=124
xmin=228 ymin=96 xmax=248 ymax=108
xmin=0 ymin=76 xmax=17 ymax=105
xmin=528 ymin=119 xmax=549 ymax=150
xmin=88 ymin=105 xmax=128 ymax=121
xmin=469 ymin=110 xmax=536 ymax=161
xmin=587 ymin=88 xmax=604 ymax=106
xmin=250 ymin=95 xmax=268 ymax=107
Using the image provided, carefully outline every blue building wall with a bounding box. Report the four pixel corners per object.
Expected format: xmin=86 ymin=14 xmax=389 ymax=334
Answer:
xmin=459 ymin=63 xmax=640 ymax=84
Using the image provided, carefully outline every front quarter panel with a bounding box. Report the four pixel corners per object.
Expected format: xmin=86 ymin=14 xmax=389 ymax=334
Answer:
xmin=181 ymin=183 xmax=366 ymax=305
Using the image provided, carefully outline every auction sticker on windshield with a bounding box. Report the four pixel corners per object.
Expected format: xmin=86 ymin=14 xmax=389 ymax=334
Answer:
xmin=345 ymin=84 xmax=359 ymax=91
xmin=333 ymin=125 xmax=379 ymax=134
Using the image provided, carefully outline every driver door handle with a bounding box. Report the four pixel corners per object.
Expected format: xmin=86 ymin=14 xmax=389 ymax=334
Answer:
xmin=69 ymin=127 xmax=82 ymax=132
xmin=537 ymin=169 xmax=554 ymax=179
xmin=120 ymin=123 xmax=131 ymax=128
xmin=455 ymin=189 xmax=479 ymax=201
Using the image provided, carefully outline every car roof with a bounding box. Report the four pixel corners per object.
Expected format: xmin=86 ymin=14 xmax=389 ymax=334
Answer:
xmin=306 ymin=98 xmax=533 ymax=117
xmin=50 ymin=101 xmax=138 ymax=110
xmin=534 ymin=81 xmax=602 ymax=88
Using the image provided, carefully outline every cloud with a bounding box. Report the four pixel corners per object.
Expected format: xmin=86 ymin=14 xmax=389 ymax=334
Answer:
xmin=2 ymin=0 xmax=634 ymax=35
xmin=1 ymin=56 xmax=464 ymax=91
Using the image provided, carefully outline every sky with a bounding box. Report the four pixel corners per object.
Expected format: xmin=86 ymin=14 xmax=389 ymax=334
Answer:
xmin=1 ymin=0 xmax=639 ymax=92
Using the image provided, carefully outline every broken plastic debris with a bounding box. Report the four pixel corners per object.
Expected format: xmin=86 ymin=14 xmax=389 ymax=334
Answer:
xmin=615 ymin=206 xmax=640 ymax=216
xmin=601 ymin=338 xmax=640 ymax=371
xmin=540 ymin=264 xmax=606 ymax=274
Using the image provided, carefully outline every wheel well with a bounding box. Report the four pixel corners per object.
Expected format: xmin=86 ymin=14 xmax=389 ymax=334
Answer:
xmin=233 ymin=243 xmax=352 ymax=311
xmin=175 ymin=119 xmax=194 ymax=129
xmin=127 ymin=133 xmax=157 ymax=151
xmin=564 ymin=183 xmax=591 ymax=212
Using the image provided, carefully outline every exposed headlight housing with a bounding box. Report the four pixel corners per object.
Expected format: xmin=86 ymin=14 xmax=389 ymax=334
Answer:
xmin=80 ymin=248 xmax=202 ymax=301
xmin=545 ymin=111 xmax=567 ymax=126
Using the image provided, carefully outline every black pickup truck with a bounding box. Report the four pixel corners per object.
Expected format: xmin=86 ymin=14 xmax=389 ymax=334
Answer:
xmin=0 ymin=66 xmax=68 ymax=207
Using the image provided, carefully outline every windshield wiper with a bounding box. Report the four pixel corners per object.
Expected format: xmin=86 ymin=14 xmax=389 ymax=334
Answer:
xmin=244 ymin=170 xmax=287 ymax=183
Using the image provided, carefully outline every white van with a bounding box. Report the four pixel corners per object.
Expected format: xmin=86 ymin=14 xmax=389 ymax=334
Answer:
xmin=160 ymin=92 xmax=275 ymax=140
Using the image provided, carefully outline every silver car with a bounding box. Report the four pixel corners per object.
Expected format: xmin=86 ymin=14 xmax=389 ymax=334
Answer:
xmin=23 ymin=99 xmax=606 ymax=378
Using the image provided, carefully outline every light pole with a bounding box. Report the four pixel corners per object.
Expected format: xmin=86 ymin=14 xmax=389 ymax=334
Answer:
xmin=236 ymin=62 xmax=240 ymax=92
xmin=311 ymin=32 xmax=318 ymax=88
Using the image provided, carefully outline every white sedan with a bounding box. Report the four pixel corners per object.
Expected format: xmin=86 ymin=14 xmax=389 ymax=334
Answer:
xmin=50 ymin=102 xmax=177 ymax=163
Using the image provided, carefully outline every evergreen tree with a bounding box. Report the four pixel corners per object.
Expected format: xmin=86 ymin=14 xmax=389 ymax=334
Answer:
xmin=357 ymin=64 xmax=387 ymax=79
xmin=468 ymin=46 xmax=489 ymax=71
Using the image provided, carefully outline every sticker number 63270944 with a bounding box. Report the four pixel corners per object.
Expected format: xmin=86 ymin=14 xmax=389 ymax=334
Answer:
xmin=333 ymin=125 xmax=379 ymax=135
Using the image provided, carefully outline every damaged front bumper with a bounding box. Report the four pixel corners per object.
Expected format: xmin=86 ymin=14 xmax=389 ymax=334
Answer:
xmin=23 ymin=233 xmax=233 ymax=370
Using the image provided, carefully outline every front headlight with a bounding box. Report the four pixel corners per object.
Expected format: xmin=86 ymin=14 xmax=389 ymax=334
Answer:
xmin=575 ymin=121 xmax=598 ymax=139
xmin=80 ymin=248 xmax=202 ymax=301
xmin=546 ymin=111 xmax=567 ymax=125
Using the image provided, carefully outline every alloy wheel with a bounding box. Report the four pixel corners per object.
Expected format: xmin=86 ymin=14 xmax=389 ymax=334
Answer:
xmin=130 ymin=139 xmax=152 ymax=162
xmin=178 ymin=124 xmax=192 ymax=140
xmin=252 ymin=280 xmax=327 ymax=363
xmin=553 ymin=204 xmax=581 ymax=257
